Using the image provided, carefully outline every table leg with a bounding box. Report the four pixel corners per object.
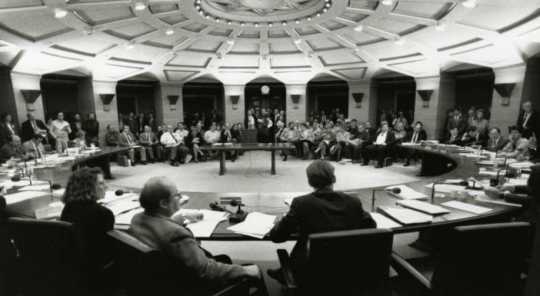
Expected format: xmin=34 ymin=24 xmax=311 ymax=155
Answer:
xmin=271 ymin=150 xmax=276 ymax=175
xmin=219 ymin=151 xmax=226 ymax=175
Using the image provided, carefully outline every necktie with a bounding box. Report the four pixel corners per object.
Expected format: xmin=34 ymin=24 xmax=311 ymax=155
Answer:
xmin=412 ymin=132 xmax=418 ymax=143
xmin=126 ymin=134 xmax=132 ymax=145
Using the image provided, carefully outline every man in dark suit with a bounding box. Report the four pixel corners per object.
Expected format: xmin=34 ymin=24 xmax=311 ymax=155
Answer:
xmin=446 ymin=109 xmax=467 ymax=135
xmin=485 ymin=127 xmax=508 ymax=152
xmin=267 ymin=160 xmax=375 ymax=284
xmin=21 ymin=113 xmax=47 ymax=142
xmin=361 ymin=121 xmax=396 ymax=168
xmin=403 ymin=121 xmax=428 ymax=166
xmin=0 ymin=114 xmax=18 ymax=147
xmin=517 ymin=101 xmax=539 ymax=139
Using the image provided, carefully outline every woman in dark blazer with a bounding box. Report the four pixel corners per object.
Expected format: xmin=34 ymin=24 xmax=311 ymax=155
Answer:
xmin=267 ymin=160 xmax=376 ymax=284
xmin=60 ymin=167 xmax=114 ymax=277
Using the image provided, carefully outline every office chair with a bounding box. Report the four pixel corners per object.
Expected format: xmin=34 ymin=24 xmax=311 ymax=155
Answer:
xmin=108 ymin=230 xmax=262 ymax=296
xmin=275 ymin=228 xmax=394 ymax=296
xmin=0 ymin=196 xmax=17 ymax=296
xmin=392 ymin=222 xmax=532 ymax=296
xmin=7 ymin=217 xmax=94 ymax=296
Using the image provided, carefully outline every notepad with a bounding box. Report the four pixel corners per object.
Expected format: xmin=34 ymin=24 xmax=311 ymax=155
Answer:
xmin=370 ymin=212 xmax=401 ymax=229
xmin=4 ymin=190 xmax=49 ymax=205
xmin=104 ymin=195 xmax=140 ymax=216
xmin=115 ymin=208 xmax=144 ymax=225
xmin=425 ymin=183 xmax=466 ymax=193
xmin=19 ymin=184 xmax=51 ymax=192
xmin=396 ymin=200 xmax=450 ymax=215
xmin=228 ymin=212 xmax=276 ymax=239
xmin=441 ymin=200 xmax=492 ymax=215
xmin=378 ymin=207 xmax=433 ymax=225
xmin=385 ymin=185 xmax=427 ymax=200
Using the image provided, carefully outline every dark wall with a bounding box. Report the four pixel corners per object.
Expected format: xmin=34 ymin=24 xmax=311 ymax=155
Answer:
xmin=244 ymin=82 xmax=285 ymax=125
xmin=182 ymin=82 xmax=224 ymax=127
xmin=116 ymin=81 xmax=158 ymax=116
xmin=454 ymin=68 xmax=494 ymax=112
xmin=522 ymin=57 xmax=540 ymax=108
xmin=0 ymin=66 xmax=17 ymax=123
xmin=307 ymin=80 xmax=348 ymax=118
xmin=40 ymin=76 xmax=79 ymax=121
xmin=375 ymin=77 xmax=416 ymax=125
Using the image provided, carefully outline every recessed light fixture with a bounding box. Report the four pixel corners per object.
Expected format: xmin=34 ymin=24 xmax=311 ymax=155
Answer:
xmin=462 ymin=0 xmax=477 ymax=8
xmin=382 ymin=0 xmax=393 ymax=5
xmin=134 ymin=2 xmax=146 ymax=11
xmin=226 ymin=39 xmax=235 ymax=45
xmin=227 ymin=21 xmax=232 ymax=25
xmin=126 ymin=43 xmax=135 ymax=50
xmin=268 ymin=23 xmax=273 ymax=27
xmin=294 ymin=39 xmax=302 ymax=45
xmin=165 ymin=28 xmax=174 ymax=35
xmin=307 ymin=17 xmax=312 ymax=21
xmin=54 ymin=8 xmax=68 ymax=18
xmin=354 ymin=25 xmax=364 ymax=32
xmin=394 ymin=38 xmax=405 ymax=46
xmin=295 ymin=20 xmax=300 ymax=24
xmin=254 ymin=23 xmax=259 ymax=27
xmin=240 ymin=22 xmax=245 ymax=26
xmin=435 ymin=22 xmax=447 ymax=31
xmin=282 ymin=21 xmax=288 ymax=26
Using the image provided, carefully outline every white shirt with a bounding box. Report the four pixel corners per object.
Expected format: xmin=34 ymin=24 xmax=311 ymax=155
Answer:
xmin=160 ymin=132 xmax=179 ymax=147
xmin=174 ymin=129 xmax=188 ymax=143
xmin=375 ymin=132 xmax=387 ymax=145
xmin=523 ymin=112 xmax=531 ymax=128
xmin=52 ymin=120 xmax=70 ymax=138
xmin=204 ymin=130 xmax=221 ymax=144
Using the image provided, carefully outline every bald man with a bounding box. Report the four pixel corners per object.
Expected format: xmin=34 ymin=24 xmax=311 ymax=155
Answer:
xmin=129 ymin=177 xmax=261 ymax=291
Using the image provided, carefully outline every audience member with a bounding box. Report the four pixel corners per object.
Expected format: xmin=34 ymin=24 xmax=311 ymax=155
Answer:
xmin=22 ymin=134 xmax=45 ymax=160
xmin=186 ymin=125 xmax=205 ymax=162
xmin=501 ymin=126 xmax=530 ymax=160
xmin=403 ymin=121 xmax=427 ymax=166
xmin=119 ymin=125 xmax=147 ymax=165
xmin=83 ymin=113 xmax=100 ymax=146
xmin=104 ymin=125 xmax=120 ymax=147
xmin=0 ymin=113 xmax=18 ymax=147
xmin=485 ymin=127 xmax=508 ymax=152
xmin=0 ymin=135 xmax=24 ymax=163
xmin=21 ymin=113 xmax=47 ymax=142
xmin=51 ymin=112 xmax=71 ymax=153
xmin=139 ymin=125 xmax=160 ymax=163
xmin=362 ymin=121 xmax=395 ymax=168
xmin=70 ymin=113 xmax=84 ymax=140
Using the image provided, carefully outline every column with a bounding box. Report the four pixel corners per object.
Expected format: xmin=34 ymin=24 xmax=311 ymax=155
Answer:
xmin=92 ymin=80 xmax=118 ymax=145
xmin=223 ymin=84 xmax=245 ymax=125
xmin=285 ymin=84 xmax=307 ymax=122
xmin=414 ymin=75 xmax=455 ymax=140
xmin=77 ymin=77 xmax=96 ymax=116
xmin=158 ymin=83 xmax=183 ymax=126
xmin=10 ymin=72 xmax=44 ymax=124
xmin=490 ymin=65 xmax=527 ymax=135
xmin=348 ymin=81 xmax=377 ymax=123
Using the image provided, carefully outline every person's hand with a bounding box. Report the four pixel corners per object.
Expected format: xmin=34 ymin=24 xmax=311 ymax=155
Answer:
xmin=243 ymin=265 xmax=261 ymax=279
xmin=484 ymin=186 xmax=503 ymax=200
xmin=183 ymin=212 xmax=203 ymax=223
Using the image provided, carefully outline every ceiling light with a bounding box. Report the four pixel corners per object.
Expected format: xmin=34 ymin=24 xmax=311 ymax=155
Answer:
xmin=240 ymin=22 xmax=245 ymax=26
xmin=227 ymin=21 xmax=232 ymax=25
xmin=134 ymin=2 xmax=146 ymax=11
xmin=382 ymin=0 xmax=393 ymax=5
xmin=54 ymin=8 xmax=68 ymax=18
xmin=295 ymin=20 xmax=300 ymax=24
xmin=282 ymin=21 xmax=288 ymax=26
xmin=126 ymin=43 xmax=135 ymax=50
xmin=268 ymin=23 xmax=273 ymax=27
xmin=294 ymin=39 xmax=302 ymax=45
xmin=354 ymin=24 xmax=364 ymax=32
xmin=254 ymin=23 xmax=259 ymax=27
xmin=394 ymin=38 xmax=405 ymax=46
xmin=462 ymin=0 xmax=477 ymax=8
xmin=226 ymin=39 xmax=235 ymax=45
xmin=435 ymin=22 xmax=447 ymax=31
xmin=307 ymin=17 xmax=312 ymax=21
xmin=165 ymin=28 xmax=174 ymax=35
xmin=316 ymin=13 xmax=321 ymax=17
xmin=215 ymin=18 xmax=221 ymax=23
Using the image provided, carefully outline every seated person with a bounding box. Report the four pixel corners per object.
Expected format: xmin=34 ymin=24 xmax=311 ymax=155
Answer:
xmin=22 ymin=134 xmax=46 ymax=160
xmin=315 ymin=122 xmax=336 ymax=160
xmin=280 ymin=122 xmax=300 ymax=161
xmin=331 ymin=125 xmax=349 ymax=161
xmin=71 ymin=131 xmax=87 ymax=149
xmin=0 ymin=136 xmax=24 ymax=163
xmin=119 ymin=125 xmax=147 ymax=165
xmin=485 ymin=127 xmax=508 ymax=152
xmin=139 ymin=125 xmax=160 ymax=163
xmin=444 ymin=127 xmax=461 ymax=145
xmin=350 ymin=122 xmax=371 ymax=163
xmin=500 ymin=126 xmax=530 ymax=160
xmin=104 ymin=125 xmax=120 ymax=147
xmin=129 ymin=176 xmax=261 ymax=290
xmin=186 ymin=125 xmax=205 ymax=162
xmin=299 ymin=123 xmax=315 ymax=160
xmin=60 ymin=168 xmax=114 ymax=281
xmin=460 ymin=126 xmax=487 ymax=147
xmin=403 ymin=121 xmax=428 ymax=166
xmin=220 ymin=123 xmax=238 ymax=161
xmin=267 ymin=160 xmax=376 ymax=284
xmin=361 ymin=121 xmax=395 ymax=168
xmin=160 ymin=125 xmax=188 ymax=166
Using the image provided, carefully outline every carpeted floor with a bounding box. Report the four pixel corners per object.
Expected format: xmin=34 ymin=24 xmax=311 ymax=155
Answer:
xmin=108 ymin=152 xmax=427 ymax=296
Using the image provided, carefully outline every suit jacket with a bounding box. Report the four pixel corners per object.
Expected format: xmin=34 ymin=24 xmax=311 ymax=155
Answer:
xmin=0 ymin=122 xmax=17 ymax=146
xmin=82 ymin=119 xmax=99 ymax=139
xmin=407 ymin=130 xmax=428 ymax=143
xmin=118 ymin=131 xmax=137 ymax=147
xmin=269 ymin=190 xmax=375 ymax=275
xmin=486 ymin=136 xmax=509 ymax=152
xmin=129 ymin=212 xmax=247 ymax=286
xmin=374 ymin=130 xmax=396 ymax=146
xmin=517 ymin=110 xmax=539 ymax=139
xmin=21 ymin=119 xmax=47 ymax=142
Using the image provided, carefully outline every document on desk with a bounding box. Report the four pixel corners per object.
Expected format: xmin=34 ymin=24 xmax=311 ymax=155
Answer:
xmin=425 ymin=183 xmax=466 ymax=193
xmin=4 ymin=191 xmax=49 ymax=205
xmin=227 ymin=212 xmax=276 ymax=239
xmin=19 ymin=184 xmax=51 ymax=192
xmin=370 ymin=212 xmax=401 ymax=229
xmin=103 ymin=194 xmax=140 ymax=216
xmin=474 ymin=193 xmax=522 ymax=208
xmin=378 ymin=207 xmax=433 ymax=225
xmin=115 ymin=208 xmax=143 ymax=225
xmin=385 ymin=185 xmax=427 ymax=200
xmin=396 ymin=200 xmax=450 ymax=215
xmin=1 ymin=179 xmax=47 ymax=191
xmin=441 ymin=200 xmax=492 ymax=215
xmin=179 ymin=209 xmax=229 ymax=238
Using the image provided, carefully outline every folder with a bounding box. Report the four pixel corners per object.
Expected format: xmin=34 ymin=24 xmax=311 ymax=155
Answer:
xmin=396 ymin=200 xmax=450 ymax=215
xmin=385 ymin=185 xmax=427 ymax=200
xmin=370 ymin=212 xmax=401 ymax=229
xmin=378 ymin=207 xmax=433 ymax=225
xmin=441 ymin=200 xmax=492 ymax=214
xmin=227 ymin=212 xmax=276 ymax=239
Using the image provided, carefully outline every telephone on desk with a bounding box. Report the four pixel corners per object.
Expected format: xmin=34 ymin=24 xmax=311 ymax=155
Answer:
xmin=209 ymin=196 xmax=248 ymax=223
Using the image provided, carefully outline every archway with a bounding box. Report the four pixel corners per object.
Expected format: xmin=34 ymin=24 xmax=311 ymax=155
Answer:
xmin=307 ymin=74 xmax=349 ymax=122
xmin=182 ymin=76 xmax=225 ymax=128
xmin=116 ymin=74 xmax=160 ymax=134
xmin=373 ymin=74 xmax=416 ymax=127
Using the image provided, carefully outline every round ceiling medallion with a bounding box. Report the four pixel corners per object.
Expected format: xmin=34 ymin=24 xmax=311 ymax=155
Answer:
xmin=196 ymin=0 xmax=332 ymax=25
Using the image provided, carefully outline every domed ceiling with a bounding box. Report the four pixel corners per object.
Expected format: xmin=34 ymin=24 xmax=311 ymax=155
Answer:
xmin=0 ymin=0 xmax=539 ymax=84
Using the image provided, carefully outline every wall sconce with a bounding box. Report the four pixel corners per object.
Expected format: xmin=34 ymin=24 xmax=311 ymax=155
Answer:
xmin=229 ymin=95 xmax=240 ymax=110
xmin=291 ymin=94 xmax=301 ymax=109
xmin=494 ymin=83 xmax=515 ymax=106
xmin=99 ymin=94 xmax=115 ymax=111
xmin=352 ymin=93 xmax=364 ymax=108
xmin=20 ymin=89 xmax=41 ymax=111
xmin=417 ymin=90 xmax=434 ymax=108
xmin=167 ymin=95 xmax=179 ymax=111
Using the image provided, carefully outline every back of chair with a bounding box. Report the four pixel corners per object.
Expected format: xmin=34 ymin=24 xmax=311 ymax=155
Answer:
xmin=7 ymin=217 xmax=89 ymax=296
xmin=303 ymin=228 xmax=393 ymax=296
xmin=432 ymin=222 xmax=532 ymax=296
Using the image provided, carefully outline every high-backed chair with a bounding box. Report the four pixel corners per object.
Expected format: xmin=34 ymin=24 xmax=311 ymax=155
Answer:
xmin=276 ymin=228 xmax=394 ymax=296
xmin=392 ymin=222 xmax=532 ymax=296
xmin=7 ymin=217 xmax=92 ymax=296
xmin=0 ymin=196 xmax=17 ymax=296
xmin=108 ymin=229 xmax=260 ymax=296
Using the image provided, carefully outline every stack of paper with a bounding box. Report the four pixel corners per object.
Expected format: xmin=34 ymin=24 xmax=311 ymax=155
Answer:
xmin=385 ymin=185 xmax=427 ymax=200
xmin=228 ymin=212 xmax=276 ymax=239
xmin=396 ymin=200 xmax=450 ymax=215
xmin=115 ymin=208 xmax=144 ymax=225
xmin=441 ymin=200 xmax=492 ymax=214
xmin=378 ymin=207 xmax=433 ymax=225
xmin=182 ymin=209 xmax=229 ymax=238
xmin=4 ymin=190 xmax=49 ymax=205
xmin=103 ymin=194 xmax=140 ymax=216
xmin=370 ymin=212 xmax=401 ymax=229
xmin=510 ymin=161 xmax=534 ymax=169
xmin=425 ymin=183 xmax=466 ymax=193
xmin=479 ymin=168 xmax=506 ymax=177
xmin=19 ymin=184 xmax=51 ymax=192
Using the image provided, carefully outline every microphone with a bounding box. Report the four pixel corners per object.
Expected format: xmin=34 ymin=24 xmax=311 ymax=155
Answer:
xmin=371 ymin=187 xmax=402 ymax=211
xmin=10 ymin=175 xmax=21 ymax=182
xmin=115 ymin=189 xmax=124 ymax=196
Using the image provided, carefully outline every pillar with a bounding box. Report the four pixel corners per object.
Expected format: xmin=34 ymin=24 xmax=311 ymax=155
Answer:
xmin=92 ymin=80 xmax=118 ymax=145
xmin=224 ymin=84 xmax=245 ymax=125
xmin=77 ymin=77 xmax=96 ymax=116
xmin=285 ymin=84 xmax=307 ymax=122
xmin=490 ymin=65 xmax=526 ymax=135
xmin=10 ymin=72 xmax=44 ymax=125
xmin=158 ymin=83 xmax=183 ymax=126
xmin=348 ymin=81 xmax=377 ymax=123
xmin=414 ymin=75 xmax=456 ymax=140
